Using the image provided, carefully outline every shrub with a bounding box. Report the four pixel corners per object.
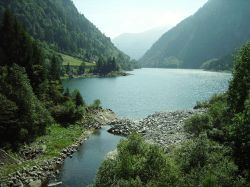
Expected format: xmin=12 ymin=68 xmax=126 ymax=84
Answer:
xmin=91 ymin=99 xmax=101 ymax=109
xmin=184 ymin=114 xmax=210 ymax=137
xmin=93 ymin=133 xmax=180 ymax=187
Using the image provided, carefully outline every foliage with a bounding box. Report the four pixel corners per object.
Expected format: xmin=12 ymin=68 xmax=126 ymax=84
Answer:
xmin=0 ymin=124 xmax=84 ymax=178
xmin=94 ymin=133 xmax=180 ymax=187
xmin=228 ymin=43 xmax=250 ymax=114
xmin=184 ymin=114 xmax=210 ymax=137
xmin=78 ymin=62 xmax=86 ymax=75
xmin=0 ymin=0 xmax=136 ymax=70
xmin=0 ymin=65 xmax=53 ymax=148
xmin=94 ymin=133 xmax=243 ymax=187
xmin=184 ymin=42 xmax=250 ymax=182
xmin=95 ymin=42 xmax=250 ymax=186
xmin=90 ymin=99 xmax=101 ymax=109
xmin=94 ymin=57 xmax=120 ymax=75
xmin=201 ymin=54 xmax=234 ymax=71
xmin=61 ymin=53 xmax=94 ymax=67
xmin=0 ymin=10 xmax=86 ymax=148
xmin=140 ymin=0 xmax=250 ymax=69
xmin=175 ymin=134 xmax=243 ymax=187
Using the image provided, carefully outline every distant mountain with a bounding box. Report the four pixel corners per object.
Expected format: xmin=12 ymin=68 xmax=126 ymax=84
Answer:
xmin=0 ymin=0 xmax=134 ymax=70
xmin=113 ymin=26 xmax=170 ymax=60
xmin=140 ymin=0 xmax=250 ymax=69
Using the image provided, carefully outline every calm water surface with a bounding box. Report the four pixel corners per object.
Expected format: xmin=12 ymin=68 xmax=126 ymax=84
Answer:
xmin=63 ymin=68 xmax=231 ymax=119
xmin=56 ymin=127 xmax=123 ymax=187
xmin=58 ymin=69 xmax=231 ymax=187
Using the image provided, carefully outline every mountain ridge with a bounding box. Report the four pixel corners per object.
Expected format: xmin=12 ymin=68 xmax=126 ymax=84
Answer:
xmin=113 ymin=26 xmax=170 ymax=60
xmin=140 ymin=0 xmax=250 ymax=69
xmin=0 ymin=0 xmax=135 ymax=70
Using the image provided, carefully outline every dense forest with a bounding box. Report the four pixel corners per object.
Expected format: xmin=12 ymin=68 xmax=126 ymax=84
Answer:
xmin=140 ymin=0 xmax=250 ymax=70
xmin=0 ymin=10 xmax=86 ymax=148
xmin=0 ymin=0 xmax=137 ymax=71
xmin=94 ymin=42 xmax=250 ymax=186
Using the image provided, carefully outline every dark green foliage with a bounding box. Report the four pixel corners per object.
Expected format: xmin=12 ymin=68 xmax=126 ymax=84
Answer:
xmin=91 ymin=99 xmax=101 ymax=109
xmin=94 ymin=134 xmax=180 ymax=187
xmin=0 ymin=10 xmax=48 ymax=99
xmin=175 ymin=134 xmax=242 ymax=187
xmin=228 ymin=43 xmax=250 ymax=114
xmin=185 ymin=114 xmax=210 ymax=137
xmin=0 ymin=0 xmax=136 ymax=70
xmin=94 ymin=57 xmax=120 ymax=75
xmin=78 ymin=62 xmax=85 ymax=75
xmin=66 ymin=63 xmax=71 ymax=75
xmin=73 ymin=90 xmax=85 ymax=107
xmin=201 ymin=54 xmax=234 ymax=71
xmin=49 ymin=55 xmax=62 ymax=81
xmin=0 ymin=10 xmax=86 ymax=148
xmin=140 ymin=0 xmax=250 ymax=69
xmin=0 ymin=65 xmax=52 ymax=147
xmin=94 ymin=133 xmax=243 ymax=187
xmin=50 ymin=100 xmax=84 ymax=127
xmin=184 ymin=42 xmax=250 ymax=182
xmin=0 ymin=93 xmax=19 ymax=147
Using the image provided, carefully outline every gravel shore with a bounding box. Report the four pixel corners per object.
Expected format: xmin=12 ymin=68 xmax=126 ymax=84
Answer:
xmin=108 ymin=109 xmax=206 ymax=147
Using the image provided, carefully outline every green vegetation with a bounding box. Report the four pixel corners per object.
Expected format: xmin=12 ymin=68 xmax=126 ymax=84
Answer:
xmin=94 ymin=134 xmax=180 ymax=187
xmin=61 ymin=53 xmax=95 ymax=67
xmin=140 ymin=0 xmax=250 ymax=69
xmin=94 ymin=133 xmax=243 ymax=187
xmin=94 ymin=57 xmax=119 ymax=75
xmin=0 ymin=0 xmax=137 ymax=70
xmin=0 ymin=10 xmax=85 ymax=148
xmin=201 ymin=55 xmax=234 ymax=71
xmin=95 ymin=42 xmax=250 ymax=186
xmin=0 ymin=124 xmax=85 ymax=177
xmin=185 ymin=42 xmax=250 ymax=183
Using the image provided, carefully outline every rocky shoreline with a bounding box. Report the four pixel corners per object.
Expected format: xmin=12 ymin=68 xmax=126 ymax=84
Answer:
xmin=1 ymin=109 xmax=205 ymax=186
xmin=0 ymin=109 xmax=117 ymax=187
xmin=108 ymin=109 xmax=206 ymax=147
xmin=0 ymin=132 xmax=92 ymax=187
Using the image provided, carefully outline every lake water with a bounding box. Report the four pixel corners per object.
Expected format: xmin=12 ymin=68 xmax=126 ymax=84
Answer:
xmin=63 ymin=68 xmax=231 ymax=119
xmin=58 ymin=68 xmax=231 ymax=187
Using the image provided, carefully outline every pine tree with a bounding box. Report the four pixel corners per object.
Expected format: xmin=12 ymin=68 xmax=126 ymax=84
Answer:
xmin=78 ymin=62 xmax=85 ymax=75
xmin=75 ymin=90 xmax=85 ymax=107
xmin=49 ymin=55 xmax=61 ymax=81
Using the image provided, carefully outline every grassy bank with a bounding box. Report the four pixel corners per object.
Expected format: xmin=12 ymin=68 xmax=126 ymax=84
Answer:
xmin=61 ymin=53 xmax=95 ymax=67
xmin=0 ymin=124 xmax=88 ymax=179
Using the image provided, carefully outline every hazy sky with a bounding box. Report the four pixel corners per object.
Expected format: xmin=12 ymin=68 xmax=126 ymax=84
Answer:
xmin=72 ymin=0 xmax=208 ymax=38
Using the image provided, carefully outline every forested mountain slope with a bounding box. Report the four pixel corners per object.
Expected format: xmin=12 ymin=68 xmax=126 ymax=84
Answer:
xmin=140 ymin=0 xmax=250 ymax=69
xmin=0 ymin=0 xmax=134 ymax=70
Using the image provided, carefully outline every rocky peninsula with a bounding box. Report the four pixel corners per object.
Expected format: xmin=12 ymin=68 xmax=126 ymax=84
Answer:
xmin=108 ymin=109 xmax=206 ymax=147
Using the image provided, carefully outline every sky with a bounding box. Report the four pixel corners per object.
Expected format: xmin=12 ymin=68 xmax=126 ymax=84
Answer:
xmin=72 ymin=0 xmax=208 ymax=38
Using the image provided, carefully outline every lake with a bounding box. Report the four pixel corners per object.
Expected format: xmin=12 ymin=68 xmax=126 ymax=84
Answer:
xmin=57 ymin=68 xmax=231 ymax=187
xmin=63 ymin=68 xmax=231 ymax=119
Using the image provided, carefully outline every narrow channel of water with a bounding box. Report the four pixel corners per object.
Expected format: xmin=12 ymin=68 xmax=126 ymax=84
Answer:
xmin=54 ymin=126 xmax=123 ymax=187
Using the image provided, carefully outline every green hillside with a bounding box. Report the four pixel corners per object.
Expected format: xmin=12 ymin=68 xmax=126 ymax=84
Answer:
xmin=0 ymin=0 xmax=135 ymax=70
xmin=140 ymin=0 xmax=250 ymax=69
xmin=61 ymin=53 xmax=95 ymax=67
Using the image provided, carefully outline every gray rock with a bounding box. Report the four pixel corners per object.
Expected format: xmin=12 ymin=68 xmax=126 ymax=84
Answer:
xmin=28 ymin=180 xmax=42 ymax=187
